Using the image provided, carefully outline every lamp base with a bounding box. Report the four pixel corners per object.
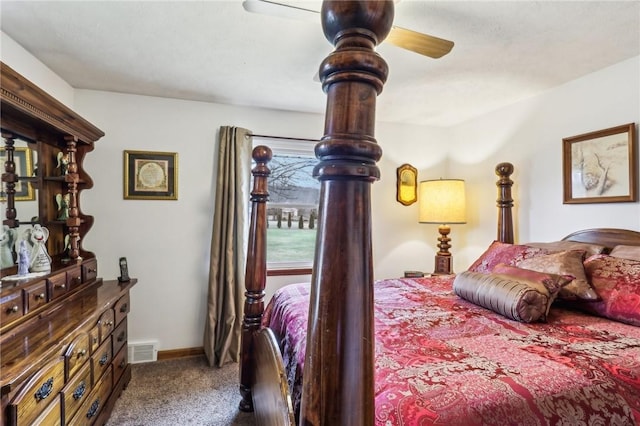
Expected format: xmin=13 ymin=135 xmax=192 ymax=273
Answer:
xmin=433 ymin=254 xmax=453 ymax=275
xmin=433 ymin=224 xmax=454 ymax=275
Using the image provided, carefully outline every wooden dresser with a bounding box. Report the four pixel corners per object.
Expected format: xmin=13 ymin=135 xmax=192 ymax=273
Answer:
xmin=1 ymin=274 xmax=136 ymax=425
xmin=1 ymin=62 xmax=135 ymax=425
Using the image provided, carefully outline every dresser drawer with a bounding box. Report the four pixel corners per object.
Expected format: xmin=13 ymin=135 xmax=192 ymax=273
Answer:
xmin=23 ymin=279 xmax=48 ymax=313
xmin=31 ymin=395 xmax=62 ymax=426
xmin=7 ymin=357 xmax=65 ymax=426
xmin=64 ymin=332 xmax=90 ymax=380
xmin=82 ymin=258 xmax=98 ymax=283
xmin=112 ymin=317 xmax=128 ymax=357
xmin=88 ymin=324 xmax=100 ymax=355
xmin=66 ymin=266 xmax=83 ymax=291
xmin=1 ymin=290 xmax=24 ymax=324
xmin=98 ymin=308 xmax=115 ymax=343
xmin=68 ymin=365 xmax=112 ymax=426
xmin=92 ymin=337 xmax=112 ymax=383
xmin=114 ymin=293 xmax=130 ymax=326
xmin=48 ymin=271 xmax=68 ymax=300
xmin=112 ymin=344 xmax=128 ymax=386
xmin=61 ymin=362 xmax=92 ymax=424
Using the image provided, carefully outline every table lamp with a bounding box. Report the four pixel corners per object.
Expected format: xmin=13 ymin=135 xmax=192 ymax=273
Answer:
xmin=419 ymin=179 xmax=467 ymax=275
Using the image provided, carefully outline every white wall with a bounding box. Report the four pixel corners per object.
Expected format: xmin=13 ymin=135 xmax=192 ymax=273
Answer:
xmin=72 ymin=90 xmax=448 ymax=350
xmin=372 ymin=123 xmax=450 ymax=279
xmin=1 ymin=31 xmax=75 ymax=107
xmin=74 ymin=90 xmax=328 ymax=351
xmin=447 ymin=56 xmax=639 ymax=270
xmin=3 ymin=31 xmax=638 ymax=352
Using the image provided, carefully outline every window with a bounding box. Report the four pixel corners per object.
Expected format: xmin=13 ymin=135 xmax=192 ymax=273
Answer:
xmin=252 ymin=138 xmax=319 ymax=274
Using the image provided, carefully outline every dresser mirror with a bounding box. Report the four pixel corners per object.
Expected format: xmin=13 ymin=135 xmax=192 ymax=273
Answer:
xmin=1 ymin=137 xmax=41 ymax=273
xmin=2 ymin=137 xmax=39 ymax=213
xmin=1 ymin=137 xmax=40 ymax=273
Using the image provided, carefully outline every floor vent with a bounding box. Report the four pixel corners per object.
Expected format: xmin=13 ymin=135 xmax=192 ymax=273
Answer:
xmin=128 ymin=341 xmax=158 ymax=364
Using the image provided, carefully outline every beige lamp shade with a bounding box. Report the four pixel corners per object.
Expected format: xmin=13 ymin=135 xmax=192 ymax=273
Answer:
xmin=419 ymin=179 xmax=467 ymax=224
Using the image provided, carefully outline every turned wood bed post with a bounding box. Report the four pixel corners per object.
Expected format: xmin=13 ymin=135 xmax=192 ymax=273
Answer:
xmin=496 ymin=162 xmax=515 ymax=244
xmin=239 ymin=145 xmax=272 ymax=412
xmin=300 ymin=2 xmax=393 ymax=424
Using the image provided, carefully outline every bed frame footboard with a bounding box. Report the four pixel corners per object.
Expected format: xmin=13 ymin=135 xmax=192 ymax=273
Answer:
xmin=253 ymin=328 xmax=295 ymax=425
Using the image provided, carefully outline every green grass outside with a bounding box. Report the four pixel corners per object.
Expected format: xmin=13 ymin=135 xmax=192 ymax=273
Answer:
xmin=267 ymin=223 xmax=317 ymax=262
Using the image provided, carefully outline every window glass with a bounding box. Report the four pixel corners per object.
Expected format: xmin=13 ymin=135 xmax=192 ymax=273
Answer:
xmin=252 ymin=138 xmax=319 ymax=270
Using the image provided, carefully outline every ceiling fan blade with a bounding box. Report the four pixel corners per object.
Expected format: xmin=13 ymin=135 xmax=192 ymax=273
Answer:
xmin=386 ymin=26 xmax=454 ymax=59
xmin=242 ymin=0 xmax=319 ymax=21
xmin=244 ymin=0 xmax=454 ymax=59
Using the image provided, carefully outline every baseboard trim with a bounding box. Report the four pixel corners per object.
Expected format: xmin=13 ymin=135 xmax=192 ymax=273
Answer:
xmin=157 ymin=346 xmax=205 ymax=361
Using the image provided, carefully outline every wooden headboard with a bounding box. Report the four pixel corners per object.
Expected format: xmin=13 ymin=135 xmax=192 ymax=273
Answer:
xmin=563 ymin=228 xmax=640 ymax=250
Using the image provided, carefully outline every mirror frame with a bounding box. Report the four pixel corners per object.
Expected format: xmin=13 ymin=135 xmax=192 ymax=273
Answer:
xmin=396 ymin=163 xmax=418 ymax=206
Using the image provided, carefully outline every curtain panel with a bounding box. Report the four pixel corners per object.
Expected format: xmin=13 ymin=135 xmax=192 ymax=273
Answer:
xmin=204 ymin=126 xmax=253 ymax=367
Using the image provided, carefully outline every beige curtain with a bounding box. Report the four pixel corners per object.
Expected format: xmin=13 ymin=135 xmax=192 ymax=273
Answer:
xmin=204 ymin=126 xmax=253 ymax=367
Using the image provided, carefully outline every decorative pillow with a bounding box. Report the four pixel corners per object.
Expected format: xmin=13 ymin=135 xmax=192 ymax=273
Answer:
xmin=575 ymin=255 xmax=640 ymax=326
xmin=453 ymin=271 xmax=553 ymax=323
xmin=468 ymin=241 xmax=549 ymax=274
xmin=609 ymin=245 xmax=640 ymax=261
xmin=525 ymin=241 xmax=606 ymax=257
xmin=516 ymin=250 xmax=598 ymax=301
xmin=492 ymin=263 xmax=574 ymax=296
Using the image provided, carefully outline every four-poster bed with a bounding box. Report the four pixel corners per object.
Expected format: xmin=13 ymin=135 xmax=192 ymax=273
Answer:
xmin=238 ymin=1 xmax=640 ymax=424
xmin=242 ymin=146 xmax=640 ymax=425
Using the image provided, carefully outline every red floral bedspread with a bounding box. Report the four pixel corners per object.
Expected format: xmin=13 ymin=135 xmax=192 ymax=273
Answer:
xmin=263 ymin=275 xmax=640 ymax=425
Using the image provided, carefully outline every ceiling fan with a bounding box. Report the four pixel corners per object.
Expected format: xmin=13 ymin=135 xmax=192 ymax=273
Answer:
xmin=242 ymin=0 xmax=454 ymax=59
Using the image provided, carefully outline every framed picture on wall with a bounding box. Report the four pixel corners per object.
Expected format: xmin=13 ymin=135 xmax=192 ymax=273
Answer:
xmin=0 ymin=147 xmax=35 ymax=201
xmin=562 ymin=123 xmax=637 ymax=204
xmin=123 ymin=150 xmax=178 ymax=200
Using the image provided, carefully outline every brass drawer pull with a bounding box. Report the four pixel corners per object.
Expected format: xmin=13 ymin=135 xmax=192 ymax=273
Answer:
xmin=35 ymin=293 xmax=46 ymax=300
xmin=103 ymin=320 xmax=114 ymax=327
xmin=77 ymin=348 xmax=87 ymax=357
xmin=120 ymin=303 xmax=128 ymax=313
xmin=119 ymin=360 xmax=126 ymax=369
xmin=34 ymin=377 xmax=54 ymax=401
xmin=55 ymin=283 xmax=66 ymax=289
xmin=73 ymin=381 xmax=86 ymax=400
xmin=88 ymin=268 xmax=97 ymax=273
xmin=117 ymin=331 xmax=126 ymax=342
xmin=7 ymin=305 xmax=19 ymax=313
xmin=86 ymin=399 xmax=100 ymax=418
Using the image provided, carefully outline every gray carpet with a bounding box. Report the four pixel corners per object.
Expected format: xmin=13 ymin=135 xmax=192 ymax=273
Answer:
xmin=107 ymin=356 xmax=256 ymax=426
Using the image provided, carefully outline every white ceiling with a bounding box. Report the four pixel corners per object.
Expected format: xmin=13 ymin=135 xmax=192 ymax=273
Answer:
xmin=1 ymin=1 xmax=638 ymax=127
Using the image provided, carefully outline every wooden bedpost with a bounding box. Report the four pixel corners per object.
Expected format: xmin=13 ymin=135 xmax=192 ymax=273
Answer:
xmin=300 ymin=1 xmax=393 ymax=424
xmin=239 ymin=145 xmax=272 ymax=412
xmin=495 ymin=162 xmax=515 ymax=244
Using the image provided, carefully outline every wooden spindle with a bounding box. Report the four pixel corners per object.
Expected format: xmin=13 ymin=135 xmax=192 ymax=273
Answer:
xmin=239 ymin=145 xmax=272 ymax=412
xmin=496 ymin=162 xmax=514 ymax=244
xmin=2 ymin=132 xmax=18 ymax=228
xmin=64 ymin=135 xmax=82 ymax=260
xmin=300 ymin=2 xmax=393 ymax=424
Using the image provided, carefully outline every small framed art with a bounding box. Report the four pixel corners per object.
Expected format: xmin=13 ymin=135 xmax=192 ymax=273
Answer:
xmin=0 ymin=147 xmax=35 ymax=201
xmin=562 ymin=123 xmax=637 ymax=204
xmin=124 ymin=150 xmax=178 ymax=200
